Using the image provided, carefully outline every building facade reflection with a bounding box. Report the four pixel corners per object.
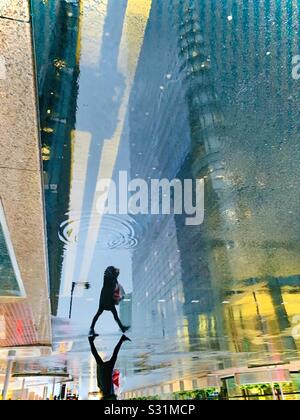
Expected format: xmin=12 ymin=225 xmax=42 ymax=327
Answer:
xmin=32 ymin=0 xmax=81 ymax=315
xmin=130 ymin=0 xmax=300 ymax=373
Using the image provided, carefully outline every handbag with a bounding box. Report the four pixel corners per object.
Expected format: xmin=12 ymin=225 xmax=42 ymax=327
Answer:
xmin=113 ymin=283 xmax=125 ymax=305
xmin=112 ymin=370 xmax=120 ymax=388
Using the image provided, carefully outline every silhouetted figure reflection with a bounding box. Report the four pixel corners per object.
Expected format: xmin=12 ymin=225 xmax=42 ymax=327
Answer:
xmin=88 ymin=334 xmax=130 ymax=400
xmin=89 ymin=266 xmax=130 ymax=335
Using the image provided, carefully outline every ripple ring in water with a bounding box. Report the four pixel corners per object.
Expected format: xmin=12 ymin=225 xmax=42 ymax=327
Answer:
xmin=58 ymin=213 xmax=143 ymax=250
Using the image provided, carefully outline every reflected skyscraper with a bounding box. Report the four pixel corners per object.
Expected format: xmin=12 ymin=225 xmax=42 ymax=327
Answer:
xmin=129 ymin=0 xmax=191 ymax=343
xmin=32 ymin=0 xmax=81 ymax=315
xmin=130 ymin=0 xmax=300 ymax=370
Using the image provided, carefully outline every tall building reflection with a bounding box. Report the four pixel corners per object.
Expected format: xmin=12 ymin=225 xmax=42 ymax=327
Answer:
xmin=129 ymin=0 xmax=190 ymax=345
xmin=32 ymin=0 xmax=81 ymax=315
xmin=130 ymin=0 xmax=300 ymax=370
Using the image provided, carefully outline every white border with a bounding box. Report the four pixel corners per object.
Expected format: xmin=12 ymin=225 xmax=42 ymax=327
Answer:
xmin=0 ymin=198 xmax=26 ymax=298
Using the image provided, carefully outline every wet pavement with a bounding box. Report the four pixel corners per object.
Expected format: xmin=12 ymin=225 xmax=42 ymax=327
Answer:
xmin=2 ymin=0 xmax=300 ymax=399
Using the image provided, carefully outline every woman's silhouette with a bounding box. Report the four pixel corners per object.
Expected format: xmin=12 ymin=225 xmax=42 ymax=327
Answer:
xmin=88 ymin=334 xmax=130 ymax=400
xmin=89 ymin=266 xmax=130 ymax=335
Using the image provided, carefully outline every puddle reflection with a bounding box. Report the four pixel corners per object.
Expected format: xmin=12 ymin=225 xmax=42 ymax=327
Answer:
xmin=28 ymin=0 xmax=300 ymax=398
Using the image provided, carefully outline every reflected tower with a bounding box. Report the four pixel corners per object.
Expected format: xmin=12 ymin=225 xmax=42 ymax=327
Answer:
xmin=32 ymin=1 xmax=81 ymax=315
xmin=130 ymin=0 xmax=300 ymax=367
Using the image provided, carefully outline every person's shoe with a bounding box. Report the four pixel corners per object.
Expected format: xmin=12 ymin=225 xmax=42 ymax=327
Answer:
xmin=121 ymin=326 xmax=131 ymax=333
xmin=122 ymin=335 xmax=131 ymax=342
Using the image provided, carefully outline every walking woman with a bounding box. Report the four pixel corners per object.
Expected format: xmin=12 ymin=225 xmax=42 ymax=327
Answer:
xmin=89 ymin=266 xmax=130 ymax=336
xmin=88 ymin=334 xmax=131 ymax=400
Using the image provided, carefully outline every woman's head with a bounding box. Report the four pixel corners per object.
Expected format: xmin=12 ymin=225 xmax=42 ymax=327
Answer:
xmin=104 ymin=266 xmax=120 ymax=278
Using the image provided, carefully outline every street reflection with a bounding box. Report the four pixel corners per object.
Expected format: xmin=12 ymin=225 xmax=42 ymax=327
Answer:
xmin=28 ymin=0 xmax=300 ymax=399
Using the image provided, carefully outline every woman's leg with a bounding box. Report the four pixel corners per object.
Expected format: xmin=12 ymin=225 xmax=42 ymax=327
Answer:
xmin=109 ymin=336 xmax=125 ymax=369
xmin=88 ymin=336 xmax=103 ymax=365
xmin=110 ymin=335 xmax=131 ymax=369
xmin=110 ymin=306 xmax=125 ymax=332
xmin=90 ymin=305 xmax=104 ymax=332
